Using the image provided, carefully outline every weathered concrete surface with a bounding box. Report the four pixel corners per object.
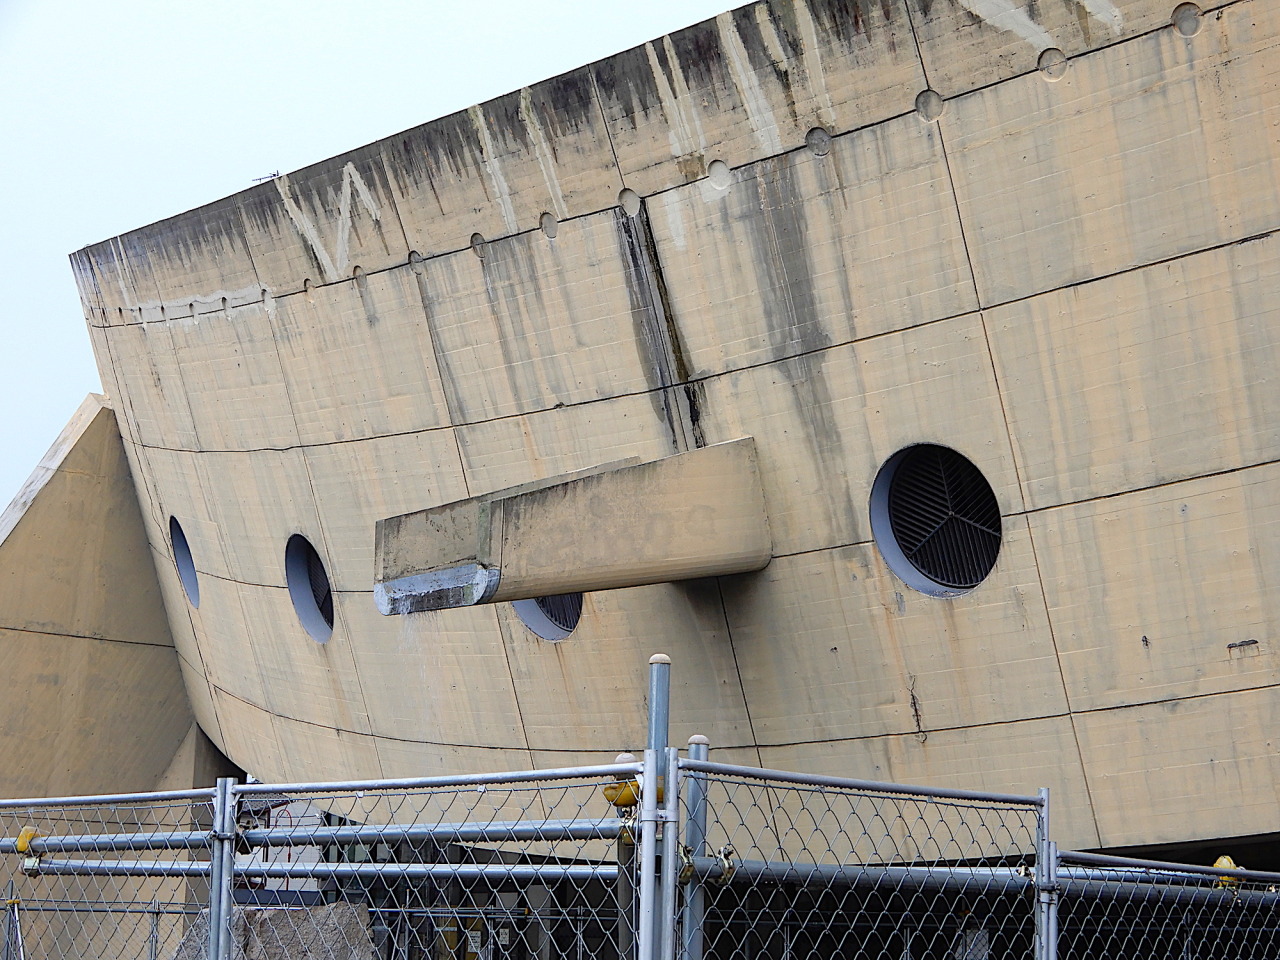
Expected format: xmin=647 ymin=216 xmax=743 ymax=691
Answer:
xmin=67 ymin=0 xmax=1280 ymax=852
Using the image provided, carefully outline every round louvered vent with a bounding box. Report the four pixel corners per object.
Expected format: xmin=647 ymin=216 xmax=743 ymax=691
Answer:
xmin=870 ymin=445 xmax=1002 ymax=597
xmin=285 ymin=534 xmax=334 ymax=642
xmin=513 ymin=593 xmax=583 ymax=641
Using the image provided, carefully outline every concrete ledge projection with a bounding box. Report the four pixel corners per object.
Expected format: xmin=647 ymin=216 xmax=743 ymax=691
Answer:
xmin=375 ymin=438 xmax=772 ymax=613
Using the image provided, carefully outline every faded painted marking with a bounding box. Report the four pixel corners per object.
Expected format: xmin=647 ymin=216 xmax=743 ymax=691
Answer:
xmin=1075 ymin=0 xmax=1124 ymax=35
xmin=662 ymin=190 xmax=688 ymax=251
xmin=275 ymin=162 xmax=382 ymax=283
xmin=791 ymin=1 xmax=836 ymax=128
xmin=717 ymin=12 xmax=783 ymax=155
xmin=957 ymin=0 xmax=1124 ymax=49
xmin=470 ymin=105 xmax=519 ymax=235
xmin=957 ymin=0 xmax=1054 ymax=50
xmin=519 ymin=88 xmax=570 ymax=222
xmin=140 ymin=286 xmax=265 ymax=324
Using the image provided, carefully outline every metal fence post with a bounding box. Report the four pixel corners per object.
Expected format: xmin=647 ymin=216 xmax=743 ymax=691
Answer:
xmin=3 ymin=879 xmax=13 ymax=960
xmin=659 ymin=746 xmax=680 ymax=960
xmin=1034 ymin=788 xmax=1059 ymax=960
xmin=682 ymin=736 xmax=709 ymax=960
xmin=638 ymin=748 xmax=660 ymax=960
xmin=648 ymin=654 xmax=671 ymax=756
xmin=637 ymin=654 xmax=672 ymax=960
xmin=148 ymin=898 xmax=159 ymax=960
xmin=209 ymin=777 xmax=237 ymax=960
xmin=615 ymin=752 xmax=639 ymax=960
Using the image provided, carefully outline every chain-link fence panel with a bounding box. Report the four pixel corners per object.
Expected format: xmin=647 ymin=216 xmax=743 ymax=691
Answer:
xmin=0 ymin=789 xmax=216 ymax=960
xmin=9 ymin=758 xmax=1280 ymax=960
xmin=225 ymin=764 xmax=641 ymax=960
xmin=675 ymin=760 xmax=1043 ymax=960
xmin=1055 ymin=850 xmax=1280 ymax=960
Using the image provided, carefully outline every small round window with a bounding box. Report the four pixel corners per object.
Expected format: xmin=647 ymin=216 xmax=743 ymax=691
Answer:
xmin=513 ymin=593 xmax=583 ymax=641
xmin=285 ymin=534 xmax=334 ymax=642
xmin=169 ymin=516 xmax=200 ymax=608
xmin=869 ymin=444 xmax=1002 ymax=597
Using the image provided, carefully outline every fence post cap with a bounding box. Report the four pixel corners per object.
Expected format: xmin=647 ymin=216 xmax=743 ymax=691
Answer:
xmin=688 ymin=735 xmax=710 ymax=745
xmin=649 ymin=653 xmax=671 ymax=665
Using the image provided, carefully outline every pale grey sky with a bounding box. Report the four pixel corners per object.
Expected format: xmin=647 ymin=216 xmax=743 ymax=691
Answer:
xmin=0 ymin=0 xmax=733 ymax=508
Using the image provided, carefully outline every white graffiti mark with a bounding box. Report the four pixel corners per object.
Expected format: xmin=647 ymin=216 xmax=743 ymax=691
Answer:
xmin=275 ymin=162 xmax=381 ymax=283
xmin=958 ymin=0 xmax=1124 ymax=50
xmin=957 ymin=0 xmax=1055 ymax=50
xmin=1075 ymin=0 xmax=1124 ymax=35
xmin=662 ymin=190 xmax=688 ymax=251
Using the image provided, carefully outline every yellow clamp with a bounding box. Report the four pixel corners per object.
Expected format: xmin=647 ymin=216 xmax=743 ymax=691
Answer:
xmin=1214 ymin=854 xmax=1244 ymax=889
xmin=602 ymin=753 xmax=663 ymax=809
xmin=15 ymin=826 xmax=39 ymax=855
xmin=603 ymin=779 xmax=640 ymax=808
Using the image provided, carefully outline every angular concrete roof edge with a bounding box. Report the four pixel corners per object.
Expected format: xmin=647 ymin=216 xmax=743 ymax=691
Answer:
xmin=0 ymin=392 xmax=111 ymax=545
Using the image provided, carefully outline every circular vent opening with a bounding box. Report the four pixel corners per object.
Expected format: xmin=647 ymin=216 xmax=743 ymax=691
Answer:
xmin=870 ymin=444 xmax=1002 ymax=597
xmin=285 ymin=534 xmax=334 ymax=642
xmin=169 ymin=516 xmax=200 ymax=608
xmin=513 ymin=593 xmax=583 ymax=641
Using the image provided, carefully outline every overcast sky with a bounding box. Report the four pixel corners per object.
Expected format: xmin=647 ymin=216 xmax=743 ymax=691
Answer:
xmin=0 ymin=0 xmax=732 ymax=509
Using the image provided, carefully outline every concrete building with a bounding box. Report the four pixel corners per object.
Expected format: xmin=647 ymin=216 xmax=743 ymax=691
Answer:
xmin=2 ymin=0 xmax=1277 ymax=863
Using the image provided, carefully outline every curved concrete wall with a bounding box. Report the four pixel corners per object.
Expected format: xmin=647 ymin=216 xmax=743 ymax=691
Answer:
xmin=72 ymin=0 xmax=1280 ymax=851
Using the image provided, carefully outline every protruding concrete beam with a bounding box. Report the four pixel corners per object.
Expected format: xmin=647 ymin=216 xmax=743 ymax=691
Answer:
xmin=374 ymin=438 xmax=772 ymax=614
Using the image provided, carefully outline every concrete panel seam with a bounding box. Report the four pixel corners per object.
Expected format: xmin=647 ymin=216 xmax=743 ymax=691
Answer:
xmin=727 ymin=711 xmax=1078 ymax=750
xmin=0 ymin=624 xmax=179 ymax=650
xmin=207 ymin=678 xmax=543 ymax=753
xmin=1069 ymin=681 xmax=1280 ymax=721
xmin=1009 ymin=455 xmax=1280 ymax=518
xmin=147 ymin=543 xmax=379 ymax=594
xmin=712 ymin=576 xmax=766 ymax=768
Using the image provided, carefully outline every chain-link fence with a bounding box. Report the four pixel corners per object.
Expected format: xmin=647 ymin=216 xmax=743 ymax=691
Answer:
xmin=675 ymin=755 xmax=1042 ymax=960
xmin=2 ymin=659 xmax=1279 ymax=960
xmin=1052 ymin=849 xmax=1280 ymax=959
xmin=0 ymin=764 xmax=636 ymax=960
xmin=0 ymin=788 xmax=215 ymax=960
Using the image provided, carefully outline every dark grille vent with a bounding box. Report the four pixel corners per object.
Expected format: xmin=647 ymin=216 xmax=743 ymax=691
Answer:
xmin=887 ymin=445 xmax=1001 ymax=590
xmin=536 ymin=593 xmax=583 ymax=633
xmin=306 ymin=549 xmax=334 ymax=628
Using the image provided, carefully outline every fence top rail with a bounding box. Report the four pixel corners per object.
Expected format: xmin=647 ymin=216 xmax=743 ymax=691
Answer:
xmin=0 ymin=787 xmax=217 ymax=810
xmin=1060 ymin=849 xmax=1280 ymax=884
xmin=233 ymin=760 xmax=644 ymax=796
xmin=678 ymin=759 xmax=1044 ymax=807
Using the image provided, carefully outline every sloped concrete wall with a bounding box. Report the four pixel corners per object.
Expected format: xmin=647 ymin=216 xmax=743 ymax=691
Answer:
xmin=0 ymin=393 xmax=198 ymax=797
